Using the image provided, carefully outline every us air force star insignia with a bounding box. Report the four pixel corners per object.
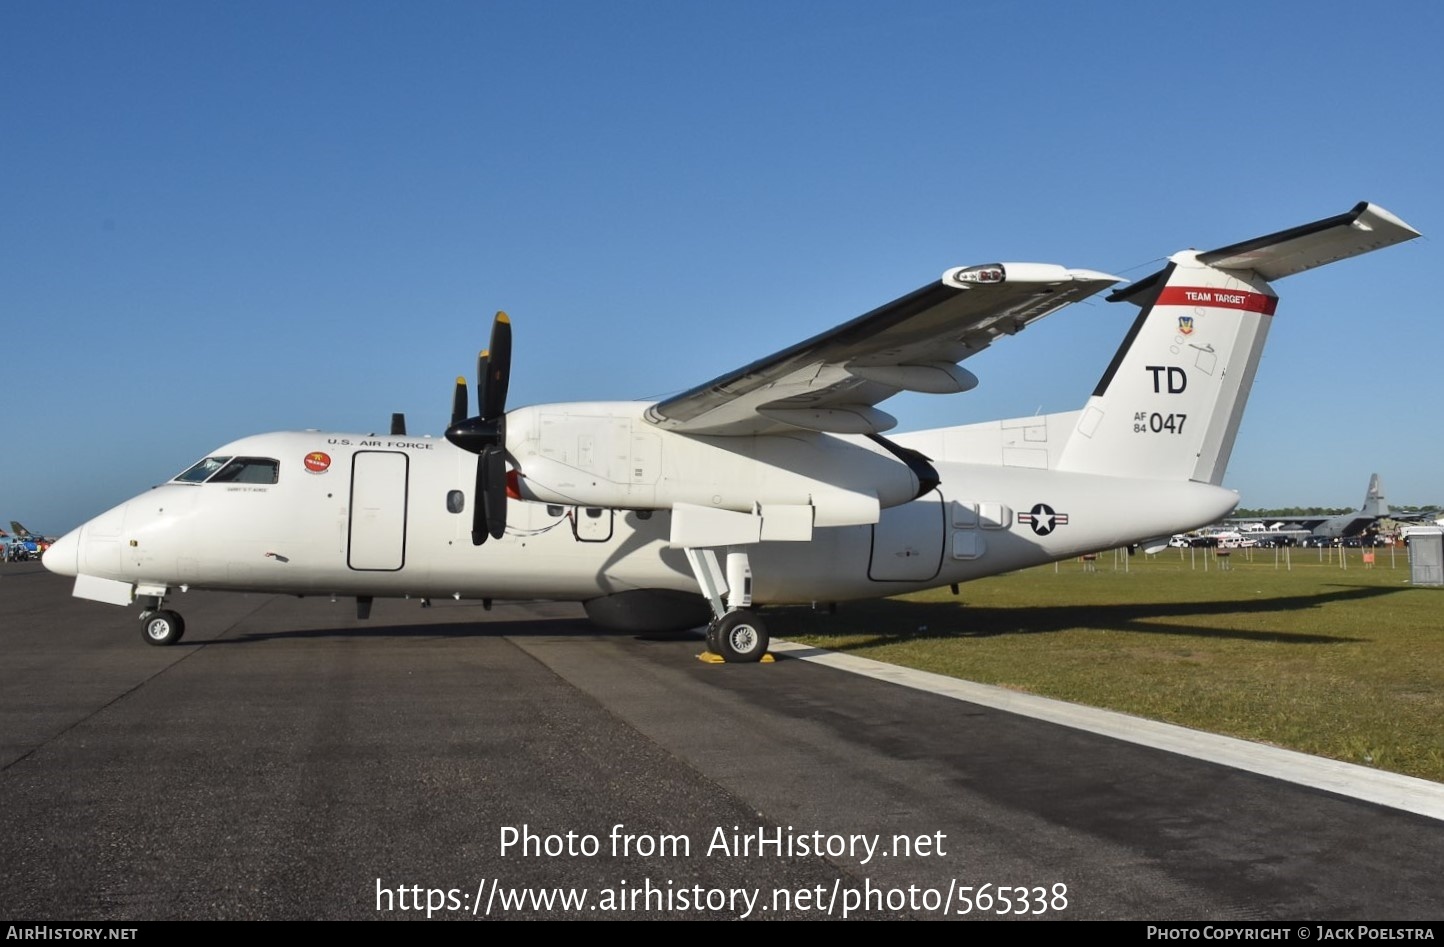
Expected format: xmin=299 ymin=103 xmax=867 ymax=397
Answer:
xmin=1019 ymin=503 xmax=1070 ymax=536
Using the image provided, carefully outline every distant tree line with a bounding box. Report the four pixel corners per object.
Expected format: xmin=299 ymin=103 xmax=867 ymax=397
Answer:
xmin=1234 ymin=505 xmax=1439 ymax=517
xmin=1234 ymin=507 xmax=1351 ymax=517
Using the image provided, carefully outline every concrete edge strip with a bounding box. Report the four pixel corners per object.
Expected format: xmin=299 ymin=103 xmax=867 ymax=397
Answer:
xmin=768 ymin=640 xmax=1444 ymax=823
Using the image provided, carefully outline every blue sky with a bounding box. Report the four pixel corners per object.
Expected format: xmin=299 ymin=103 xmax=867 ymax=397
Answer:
xmin=4 ymin=1 xmax=1441 ymax=533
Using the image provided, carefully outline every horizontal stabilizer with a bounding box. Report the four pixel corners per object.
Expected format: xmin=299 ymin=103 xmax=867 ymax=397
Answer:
xmin=1197 ymin=202 xmax=1419 ymax=281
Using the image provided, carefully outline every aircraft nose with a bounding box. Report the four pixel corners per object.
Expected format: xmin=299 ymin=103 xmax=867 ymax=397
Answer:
xmin=43 ymin=528 xmax=80 ymax=577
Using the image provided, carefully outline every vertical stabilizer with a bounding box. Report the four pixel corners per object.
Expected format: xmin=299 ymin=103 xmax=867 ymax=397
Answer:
xmin=1056 ymin=203 xmax=1419 ymax=484
xmin=1056 ymin=253 xmax=1276 ymax=483
xmin=1363 ymin=473 xmax=1388 ymax=518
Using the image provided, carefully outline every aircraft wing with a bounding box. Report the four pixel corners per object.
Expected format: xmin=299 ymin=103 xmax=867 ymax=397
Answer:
xmin=1250 ymin=513 xmax=1383 ymax=538
xmin=1241 ymin=516 xmax=1331 ymax=530
xmin=643 ymin=263 xmax=1120 ymax=436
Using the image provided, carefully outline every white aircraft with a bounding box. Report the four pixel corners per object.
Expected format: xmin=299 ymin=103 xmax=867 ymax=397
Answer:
xmin=43 ymin=202 xmax=1420 ymax=661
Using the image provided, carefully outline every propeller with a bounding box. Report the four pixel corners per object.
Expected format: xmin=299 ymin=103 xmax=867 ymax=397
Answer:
xmin=445 ymin=312 xmax=512 ymax=545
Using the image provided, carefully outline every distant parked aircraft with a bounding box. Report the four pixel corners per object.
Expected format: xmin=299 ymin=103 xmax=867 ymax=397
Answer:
xmin=1233 ymin=475 xmax=1432 ymax=541
xmin=4 ymin=523 xmax=46 ymax=561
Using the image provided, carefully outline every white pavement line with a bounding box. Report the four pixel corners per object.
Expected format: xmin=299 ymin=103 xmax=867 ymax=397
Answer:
xmin=769 ymin=640 xmax=1444 ymax=822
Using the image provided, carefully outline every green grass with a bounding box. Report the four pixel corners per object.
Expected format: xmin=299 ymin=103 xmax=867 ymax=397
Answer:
xmin=776 ymin=545 xmax=1444 ymax=783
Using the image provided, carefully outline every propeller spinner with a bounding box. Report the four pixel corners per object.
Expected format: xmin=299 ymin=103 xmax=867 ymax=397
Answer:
xmin=445 ymin=312 xmax=512 ymax=545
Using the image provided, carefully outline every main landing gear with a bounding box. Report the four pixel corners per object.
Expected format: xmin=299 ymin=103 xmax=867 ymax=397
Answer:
xmin=686 ymin=548 xmax=770 ymax=663
xmin=137 ymin=594 xmax=185 ymax=646
xmin=706 ymin=609 xmax=769 ymax=663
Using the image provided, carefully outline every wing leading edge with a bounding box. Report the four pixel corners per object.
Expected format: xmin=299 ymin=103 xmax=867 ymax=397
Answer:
xmin=643 ymin=262 xmax=1121 ymax=436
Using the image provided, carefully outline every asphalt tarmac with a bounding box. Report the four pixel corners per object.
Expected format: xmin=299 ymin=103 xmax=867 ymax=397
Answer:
xmin=3 ymin=561 xmax=1441 ymax=921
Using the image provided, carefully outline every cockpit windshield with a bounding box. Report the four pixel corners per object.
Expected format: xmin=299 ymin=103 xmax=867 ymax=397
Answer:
xmin=211 ymin=457 xmax=280 ymax=484
xmin=171 ymin=456 xmax=280 ymax=484
xmin=173 ymin=456 xmax=233 ymax=482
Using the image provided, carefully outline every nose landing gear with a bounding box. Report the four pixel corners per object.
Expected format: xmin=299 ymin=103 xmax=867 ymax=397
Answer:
xmin=137 ymin=593 xmax=185 ymax=646
xmin=139 ymin=610 xmax=186 ymax=646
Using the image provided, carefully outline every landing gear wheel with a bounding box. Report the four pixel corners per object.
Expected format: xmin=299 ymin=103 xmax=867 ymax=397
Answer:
xmin=141 ymin=610 xmax=185 ymax=646
xmin=705 ymin=622 xmax=720 ymax=654
xmin=713 ymin=610 xmax=768 ymax=663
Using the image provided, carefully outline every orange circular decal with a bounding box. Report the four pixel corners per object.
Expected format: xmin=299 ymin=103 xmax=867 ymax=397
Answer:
xmin=304 ymin=451 xmax=332 ymax=474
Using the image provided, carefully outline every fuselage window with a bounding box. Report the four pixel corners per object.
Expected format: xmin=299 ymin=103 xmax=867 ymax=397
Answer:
xmin=209 ymin=457 xmax=280 ymax=484
xmin=447 ymin=490 xmax=465 ymax=514
xmin=173 ymin=456 xmax=234 ymax=483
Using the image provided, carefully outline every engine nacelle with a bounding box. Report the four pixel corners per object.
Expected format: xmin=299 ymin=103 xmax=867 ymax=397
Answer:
xmin=506 ymin=402 xmax=919 ymax=527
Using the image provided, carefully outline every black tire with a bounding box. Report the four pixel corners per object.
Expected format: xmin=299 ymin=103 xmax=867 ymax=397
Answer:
xmin=705 ymin=622 xmax=720 ymax=653
xmin=713 ymin=610 xmax=768 ymax=663
xmin=141 ymin=610 xmax=185 ymax=646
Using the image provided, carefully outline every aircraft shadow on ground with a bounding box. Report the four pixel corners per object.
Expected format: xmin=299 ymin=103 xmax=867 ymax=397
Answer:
xmin=197 ymin=616 xmax=698 ymax=645
xmin=162 ymin=584 xmax=1411 ymax=648
xmin=773 ymin=585 xmax=1409 ymax=648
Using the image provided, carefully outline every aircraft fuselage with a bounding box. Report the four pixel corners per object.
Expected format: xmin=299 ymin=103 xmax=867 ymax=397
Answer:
xmin=46 ymin=427 xmax=1236 ymax=611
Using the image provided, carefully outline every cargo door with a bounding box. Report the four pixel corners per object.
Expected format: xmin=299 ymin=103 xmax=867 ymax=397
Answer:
xmin=868 ymin=498 xmax=945 ymax=582
xmin=348 ymin=451 xmax=408 ymax=571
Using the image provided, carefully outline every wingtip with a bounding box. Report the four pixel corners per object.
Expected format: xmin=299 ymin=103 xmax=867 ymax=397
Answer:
xmin=1356 ymin=203 xmax=1422 ymax=240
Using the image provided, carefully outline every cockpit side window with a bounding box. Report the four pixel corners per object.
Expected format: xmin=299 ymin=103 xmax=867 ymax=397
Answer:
xmin=173 ymin=456 xmax=233 ymax=483
xmin=209 ymin=457 xmax=280 ymax=484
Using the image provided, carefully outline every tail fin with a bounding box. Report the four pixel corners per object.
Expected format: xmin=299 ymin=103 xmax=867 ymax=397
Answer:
xmin=1056 ymin=203 xmax=1419 ymax=483
xmin=1362 ymin=473 xmax=1388 ymax=517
